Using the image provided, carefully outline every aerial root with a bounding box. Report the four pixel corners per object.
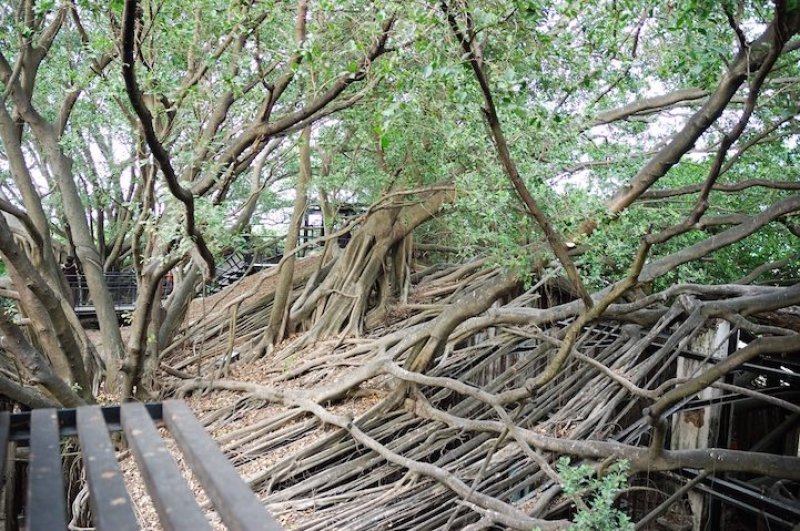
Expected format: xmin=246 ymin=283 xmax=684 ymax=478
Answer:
xmin=166 ymin=260 xmax=800 ymax=528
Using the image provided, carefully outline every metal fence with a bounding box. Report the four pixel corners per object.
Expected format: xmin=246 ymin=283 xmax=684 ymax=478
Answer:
xmin=68 ymin=272 xmax=173 ymax=308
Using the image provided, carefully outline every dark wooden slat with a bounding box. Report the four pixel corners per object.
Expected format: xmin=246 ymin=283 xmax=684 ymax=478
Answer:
xmin=0 ymin=411 xmax=9 ymax=482
xmin=163 ymin=400 xmax=283 ymax=531
xmin=77 ymin=406 xmax=138 ymax=531
xmin=8 ymin=403 xmax=163 ymax=442
xmin=0 ymin=410 xmax=9 ymax=528
xmin=121 ymin=402 xmax=211 ymax=531
xmin=27 ymin=408 xmax=66 ymax=531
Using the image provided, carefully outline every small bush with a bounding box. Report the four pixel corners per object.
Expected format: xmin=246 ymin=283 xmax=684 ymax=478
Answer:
xmin=555 ymin=457 xmax=634 ymax=531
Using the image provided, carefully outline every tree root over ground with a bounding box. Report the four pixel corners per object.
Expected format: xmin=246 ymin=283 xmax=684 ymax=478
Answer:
xmin=159 ymin=263 xmax=800 ymax=529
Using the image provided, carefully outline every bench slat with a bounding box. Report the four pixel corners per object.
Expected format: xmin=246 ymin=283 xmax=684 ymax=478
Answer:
xmin=121 ymin=402 xmax=211 ymax=531
xmin=163 ymin=400 xmax=283 ymax=531
xmin=27 ymin=408 xmax=66 ymax=531
xmin=77 ymin=406 xmax=138 ymax=531
xmin=0 ymin=412 xmax=9 ymax=482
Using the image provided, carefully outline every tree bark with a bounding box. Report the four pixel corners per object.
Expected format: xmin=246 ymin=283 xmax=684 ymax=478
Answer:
xmin=269 ymin=126 xmax=312 ymax=345
xmin=0 ymin=310 xmax=85 ymax=407
xmin=122 ymin=255 xmax=181 ymax=400
xmin=37 ymin=126 xmax=126 ymax=385
xmin=0 ymin=66 xmax=127 ymax=385
xmin=0 ymin=107 xmax=66 ymax=293
xmin=158 ymin=264 xmax=201 ymax=350
xmin=288 ymin=186 xmax=455 ymax=344
xmin=0 ymin=213 xmax=91 ymax=396
xmin=441 ymin=1 xmax=592 ymax=309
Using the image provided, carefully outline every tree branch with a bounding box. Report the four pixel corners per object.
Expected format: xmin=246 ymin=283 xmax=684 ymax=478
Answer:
xmin=441 ymin=0 xmax=593 ymax=309
xmin=605 ymin=8 xmax=800 ymax=216
xmin=121 ymin=0 xmax=215 ymax=279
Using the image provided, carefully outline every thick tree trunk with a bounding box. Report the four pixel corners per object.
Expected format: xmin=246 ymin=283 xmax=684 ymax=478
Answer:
xmin=0 ymin=310 xmax=85 ymax=407
xmin=5 ymin=90 xmax=127 ymax=385
xmin=268 ymin=126 xmax=311 ymax=345
xmin=288 ymin=185 xmax=454 ymax=345
xmin=0 ymin=372 xmax=56 ymax=409
xmin=123 ymin=256 xmax=181 ymax=400
xmin=2 ymin=60 xmax=126 ymax=383
xmin=38 ymin=129 xmax=126 ymax=382
xmin=0 ymin=214 xmax=91 ymax=397
xmin=0 ymin=108 xmax=68 ymax=296
xmin=1 ymin=36 xmax=128 ymax=381
xmin=4 ymin=262 xmax=71 ymax=382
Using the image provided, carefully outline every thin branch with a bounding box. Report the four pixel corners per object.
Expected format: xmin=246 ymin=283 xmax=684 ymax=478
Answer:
xmin=641 ymin=177 xmax=800 ymax=199
xmin=441 ymin=0 xmax=593 ymax=309
xmin=647 ymin=334 xmax=800 ymax=420
xmin=645 ymin=18 xmax=784 ymax=247
xmin=737 ymin=252 xmax=800 ymax=284
xmin=121 ymin=0 xmax=215 ymax=279
xmin=604 ymin=9 xmax=800 ymax=216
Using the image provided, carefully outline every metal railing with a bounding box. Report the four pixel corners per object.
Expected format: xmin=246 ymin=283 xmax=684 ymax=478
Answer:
xmin=67 ymin=272 xmax=173 ymax=308
xmin=70 ymin=220 xmax=337 ymax=308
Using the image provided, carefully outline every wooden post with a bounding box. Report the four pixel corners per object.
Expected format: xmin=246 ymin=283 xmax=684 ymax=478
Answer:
xmin=670 ymin=319 xmax=730 ymax=531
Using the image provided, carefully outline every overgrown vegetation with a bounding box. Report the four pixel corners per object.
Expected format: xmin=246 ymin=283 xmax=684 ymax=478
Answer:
xmin=0 ymin=0 xmax=799 ymax=528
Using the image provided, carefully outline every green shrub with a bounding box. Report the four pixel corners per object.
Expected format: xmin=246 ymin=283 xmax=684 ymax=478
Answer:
xmin=555 ymin=457 xmax=634 ymax=531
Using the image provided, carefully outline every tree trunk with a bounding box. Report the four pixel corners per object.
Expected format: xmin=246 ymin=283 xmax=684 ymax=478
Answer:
xmin=268 ymin=126 xmax=311 ymax=345
xmin=0 ymin=214 xmax=91 ymax=397
xmin=158 ymin=264 xmax=201 ymax=350
xmin=288 ymin=185 xmax=454 ymax=345
xmin=0 ymin=108 xmax=68 ymax=296
xmin=0 ymin=310 xmax=85 ymax=407
xmin=123 ymin=256 xmax=180 ymax=400
xmin=38 ymin=128 xmax=126 ymax=384
xmin=6 ymin=92 xmax=127 ymax=386
xmin=3 ymin=53 xmax=127 ymax=383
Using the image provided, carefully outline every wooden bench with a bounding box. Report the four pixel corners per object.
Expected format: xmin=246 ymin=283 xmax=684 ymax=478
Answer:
xmin=0 ymin=400 xmax=283 ymax=530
